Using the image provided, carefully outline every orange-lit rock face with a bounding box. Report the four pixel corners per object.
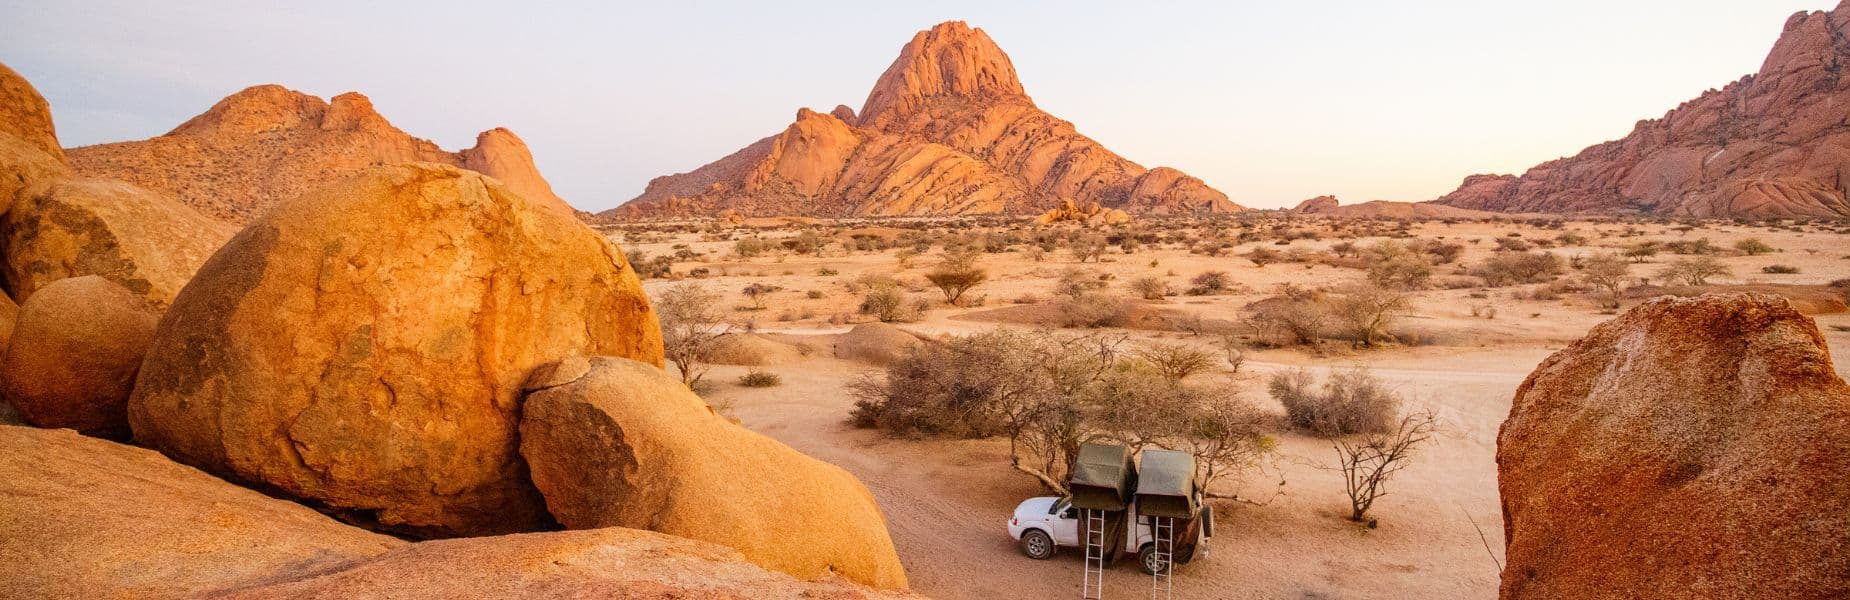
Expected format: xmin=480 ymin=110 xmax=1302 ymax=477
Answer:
xmin=1497 ymin=293 xmax=1850 ymax=599
xmin=68 ymin=86 xmax=576 ymax=224
xmin=0 ymin=62 xmax=65 ymax=164
xmin=1434 ymin=3 xmax=1850 ymax=218
xmin=128 ymin=164 xmax=662 ymax=538
xmin=610 ymin=21 xmax=1239 ymax=220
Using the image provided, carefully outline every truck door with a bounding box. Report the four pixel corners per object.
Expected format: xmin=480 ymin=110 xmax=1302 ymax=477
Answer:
xmin=1052 ymin=500 xmax=1081 ymax=546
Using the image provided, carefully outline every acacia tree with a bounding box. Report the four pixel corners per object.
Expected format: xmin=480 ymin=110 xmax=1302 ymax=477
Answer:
xmin=656 ymin=282 xmax=732 ymax=387
xmin=1580 ymin=253 xmax=1631 ymax=309
xmin=1328 ymin=410 xmax=1438 ymax=523
xmin=1659 ymin=255 xmax=1731 ymax=286
xmin=1332 ymin=283 xmax=1410 ymax=347
xmin=924 ymin=249 xmax=988 ymax=306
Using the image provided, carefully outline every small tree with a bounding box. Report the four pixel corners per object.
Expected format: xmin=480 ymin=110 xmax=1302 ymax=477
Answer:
xmin=741 ymin=283 xmax=779 ymax=310
xmin=1580 ymin=253 xmax=1630 ymax=309
xmin=1329 ymin=410 xmax=1438 ymax=524
xmin=1622 ymin=242 xmax=1660 ymax=263
xmin=924 ymin=250 xmax=988 ymax=306
xmin=1658 ymin=255 xmax=1731 ymax=286
xmin=656 ymin=282 xmax=731 ymax=387
xmin=1332 ymin=283 xmax=1410 ymax=347
xmin=1135 ymin=342 xmax=1219 ymax=382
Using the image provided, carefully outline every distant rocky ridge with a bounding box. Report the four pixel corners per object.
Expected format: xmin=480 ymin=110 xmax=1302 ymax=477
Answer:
xmin=606 ymin=21 xmax=1240 ymax=220
xmin=1432 ymin=2 xmax=1850 ymax=218
xmin=1290 ymin=195 xmax=1498 ymax=219
xmin=67 ymin=85 xmax=575 ymax=223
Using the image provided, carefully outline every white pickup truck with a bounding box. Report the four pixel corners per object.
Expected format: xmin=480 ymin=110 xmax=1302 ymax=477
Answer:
xmin=1007 ymin=495 xmax=1212 ymax=575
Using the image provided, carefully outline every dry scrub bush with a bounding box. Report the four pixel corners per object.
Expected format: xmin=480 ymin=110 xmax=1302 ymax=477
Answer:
xmin=1187 ymin=271 xmax=1232 ymax=295
xmin=850 ymin=329 xmax=1273 ymax=495
xmin=859 ymin=285 xmax=921 ymax=323
xmin=738 ymin=370 xmax=782 ymax=388
xmin=1130 ymin=276 xmax=1170 ymax=300
xmin=1245 ymin=288 xmax=1330 ymax=346
xmin=1267 ymin=368 xmax=1400 ymax=436
xmin=1057 ymin=292 xmax=1132 ymax=328
xmin=1471 ymin=251 xmax=1564 ymax=287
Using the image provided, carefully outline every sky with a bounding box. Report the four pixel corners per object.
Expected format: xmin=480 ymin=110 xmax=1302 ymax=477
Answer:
xmin=0 ymin=0 xmax=1832 ymax=211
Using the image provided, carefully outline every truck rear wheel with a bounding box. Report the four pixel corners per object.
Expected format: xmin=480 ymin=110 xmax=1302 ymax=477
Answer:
xmin=1020 ymin=530 xmax=1055 ymax=560
xmin=1138 ymin=544 xmax=1171 ymax=575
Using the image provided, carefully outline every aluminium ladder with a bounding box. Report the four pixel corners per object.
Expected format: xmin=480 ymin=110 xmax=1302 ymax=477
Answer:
xmin=1150 ymin=516 xmax=1173 ymax=600
xmin=1083 ymin=509 xmax=1107 ymax=599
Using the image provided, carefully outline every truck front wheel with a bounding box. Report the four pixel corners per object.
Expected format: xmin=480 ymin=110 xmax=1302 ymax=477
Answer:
xmin=1020 ymin=530 xmax=1055 ymax=560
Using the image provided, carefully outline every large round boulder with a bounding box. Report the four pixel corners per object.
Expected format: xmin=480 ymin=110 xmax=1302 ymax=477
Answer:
xmin=1 ymin=178 xmax=235 ymax=308
xmin=519 ymin=356 xmax=907 ymax=589
xmin=0 ymin=276 xmax=157 ymax=439
xmin=128 ymin=163 xmax=663 ymax=537
xmin=1497 ymin=293 xmax=1850 ymax=598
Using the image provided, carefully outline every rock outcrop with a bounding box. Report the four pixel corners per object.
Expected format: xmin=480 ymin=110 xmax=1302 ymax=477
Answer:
xmin=128 ymin=163 xmax=662 ymax=537
xmin=1033 ymin=199 xmax=1132 ymax=226
xmin=607 ymin=21 xmax=1240 ymax=219
xmin=0 ymin=426 xmax=404 ymax=598
xmin=0 ymin=62 xmax=69 ymax=220
xmin=1433 ymin=3 xmax=1850 ymax=218
xmin=520 ymin=357 xmax=907 ymax=589
xmin=214 ymin=527 xmax=915 ymax=600
xmin=68 ymin=85 xmax=575 ymax=223
xmin=1 ymin=177 xmax=236 ymax=307
xmin=833 ymin=323 xmax=924 ymax=366
xmin=1496 ymin=293 xmax=1850 ymax=598
xmin=0 ymin=276 xmax=157 ymax=439
xmin=0 ymin=62 xmax=63 ymax=163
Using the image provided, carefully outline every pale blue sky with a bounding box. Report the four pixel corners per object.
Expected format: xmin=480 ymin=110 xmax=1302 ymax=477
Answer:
xmin=0 ymin=1 xmax=1830 ymax=210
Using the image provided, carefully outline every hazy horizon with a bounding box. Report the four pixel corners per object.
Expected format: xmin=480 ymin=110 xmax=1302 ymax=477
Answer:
xmin=0 ymin=0 xmax=1830 ymax=212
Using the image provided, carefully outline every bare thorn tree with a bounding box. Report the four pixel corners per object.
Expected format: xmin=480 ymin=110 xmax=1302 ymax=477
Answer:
xmin=1328 ymin=410 xmax=1438 ymax=524
xmin=656 ymin=281 xmax=732 ymax=388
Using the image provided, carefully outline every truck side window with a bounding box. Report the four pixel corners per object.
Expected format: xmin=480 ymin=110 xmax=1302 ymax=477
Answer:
xmin=1061 ymin=506 xmax=1077 ymax=519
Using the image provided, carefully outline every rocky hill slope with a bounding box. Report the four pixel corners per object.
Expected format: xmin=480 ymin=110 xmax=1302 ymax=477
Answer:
xmin=1432 ymin=2 xmax=1850 ymax=219
xmin=605 ymin=21 xmax=1240 ymax=220
xmin=67 ymin=86 xmax=575 ymax=223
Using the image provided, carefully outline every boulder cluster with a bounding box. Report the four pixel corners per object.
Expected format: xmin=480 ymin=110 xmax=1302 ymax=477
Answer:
xmin=0 ymin=62 xmax=908 ymax=597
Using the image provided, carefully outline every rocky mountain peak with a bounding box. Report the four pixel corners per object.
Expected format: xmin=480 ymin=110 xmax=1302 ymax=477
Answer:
xmin=169 ymin=85 xmax=326 ymax=137
xmin=857 ymin=21 xmax=1028 ymax=130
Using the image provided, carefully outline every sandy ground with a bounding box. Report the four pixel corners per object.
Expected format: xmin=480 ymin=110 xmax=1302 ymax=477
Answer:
xmin=624 ymin=218 xmax=1850 ymax=599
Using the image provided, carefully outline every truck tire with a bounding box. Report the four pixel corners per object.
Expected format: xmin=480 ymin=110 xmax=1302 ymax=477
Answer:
xmin=1138 ymin=544 xmax=1171 ymax=575
xmin=1020 ymin=530 xmax=1055 ymax=560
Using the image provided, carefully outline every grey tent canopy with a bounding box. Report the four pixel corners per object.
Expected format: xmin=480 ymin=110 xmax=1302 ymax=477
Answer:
xmin=1068 ymin=442 xmax=1136 ymax=511
xmin=1134 ymin=449 xmax=1199 ymax=518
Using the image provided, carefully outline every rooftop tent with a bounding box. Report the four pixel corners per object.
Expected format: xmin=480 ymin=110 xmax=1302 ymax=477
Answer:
xmin=1135 ymin=449 xmax=1199 ymax=519
xmin=1068 ymin=442 xmax=1136 ymax=511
